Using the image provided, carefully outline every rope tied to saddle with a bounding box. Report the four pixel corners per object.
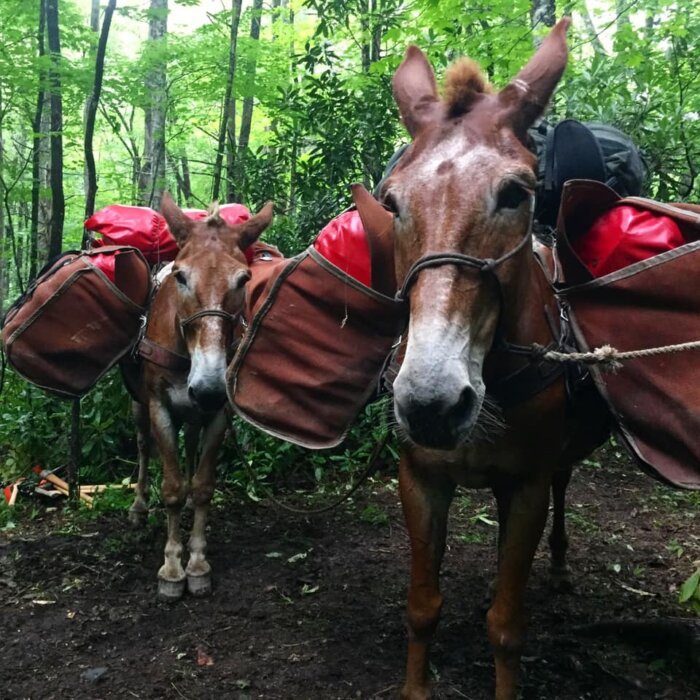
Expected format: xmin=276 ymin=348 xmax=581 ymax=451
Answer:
xmin=532 ymin=339 xmax=700 ymax=372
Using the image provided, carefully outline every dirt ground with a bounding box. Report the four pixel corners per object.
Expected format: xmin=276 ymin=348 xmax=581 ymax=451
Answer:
xmin=1 ymin=443 xmax=698 ymax=700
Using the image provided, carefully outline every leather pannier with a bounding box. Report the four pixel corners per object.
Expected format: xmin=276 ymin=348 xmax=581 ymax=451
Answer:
xmin=1 ymin=246 xmax=151 ymax=399
xmin=556 ymin=180 xmax=700 ymax=489
xmin=227 ymin=196 xmax=406 ymax=449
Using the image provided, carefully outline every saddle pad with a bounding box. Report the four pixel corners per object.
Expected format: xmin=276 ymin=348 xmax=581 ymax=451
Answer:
xmin=556 ymin=180 xmax=700 ymax=488
xmin=1 ymin=246 xmax=151 ymax=399
xmin=229 ymin=248 xmax=405 ymax=448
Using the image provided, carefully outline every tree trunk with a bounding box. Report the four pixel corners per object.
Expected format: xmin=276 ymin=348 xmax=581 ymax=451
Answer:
xmin=233 ymin=0 xmax=263 ymax=202
xmin=30 ymin=0 xmax=48 ymax=280
xmin=140 ymin=0 xmax=168 ymax=209
xmin=581 ymin=2 xmax=607 ymax=56
xmin=83 ymin=0 xmax=100 ymax=200
xmin=370 ymin=0 xmax=381 ymax=64
xmin=531 ymin=0 xmax=556 ymax=48
xmin=180 ymin=155 xmax=194 ymax=206
xmin=212 ymin=0 xmax=243 ymax=203
xmin=45 ymin=0 xmax=65 ymax=261
xmin=84 ymin=0 xmax=118 ymax=231
xmin=0 ymin=87 xmax=5 ymax=309
xmin=361 ymin=2 xmax=370 ymax=73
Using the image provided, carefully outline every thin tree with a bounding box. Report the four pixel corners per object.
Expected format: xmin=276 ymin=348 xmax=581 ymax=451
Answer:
xmin=45 ymin=0 xmax=64 ymax=261
xmin=140 ymin=0 xmax=168 ymax=209
xmin=29 ymin=0 xmax=48 ymax=279
xmin=0 ymin=86 xmax=5 ymax=308
xmin=212 ymin=0 xmax=243 ymax=202
xmin=233 ymin=0 xmax=263 ymax=202
xmin=84 ymin=0 xmax=118 ymax=230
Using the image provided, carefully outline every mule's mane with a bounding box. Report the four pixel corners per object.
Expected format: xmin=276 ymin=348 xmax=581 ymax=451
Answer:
xmin=443 ymin=58 xmax=492 ymax=118
xmin=204 ymin=201 xmax=223 ymax=226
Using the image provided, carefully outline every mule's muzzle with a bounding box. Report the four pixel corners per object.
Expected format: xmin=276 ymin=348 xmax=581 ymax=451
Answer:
xmin=188 ymin=384 xmax=227 ymax=412
xmin=395 ymin=384 xmax=480 ymax=450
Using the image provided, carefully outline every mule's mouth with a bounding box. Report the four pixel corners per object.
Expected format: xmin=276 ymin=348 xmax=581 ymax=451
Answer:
xmin=394 ymin=391 xmax=504 ymax=451
xmin=187 ymin=385 xmax=227 ymax=412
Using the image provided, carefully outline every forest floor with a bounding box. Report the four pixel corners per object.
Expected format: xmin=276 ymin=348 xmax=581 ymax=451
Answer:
xmin=0 ymin=443 xmax=698 ymax=700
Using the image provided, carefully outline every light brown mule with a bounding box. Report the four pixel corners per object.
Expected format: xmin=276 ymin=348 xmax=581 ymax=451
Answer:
xmin=128 ymin=192 xmax=272 ymax=601
xmin=354 ymin=19 xmax=608 ymax=699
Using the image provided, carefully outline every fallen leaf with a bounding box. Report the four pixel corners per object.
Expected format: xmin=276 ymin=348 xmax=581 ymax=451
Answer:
xmin=196 ymin=646 xmax=214 ymax=667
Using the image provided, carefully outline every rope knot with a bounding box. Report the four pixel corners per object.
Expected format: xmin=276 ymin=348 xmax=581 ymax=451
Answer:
xmin=591 ymin=344 xmax=623 ymax=372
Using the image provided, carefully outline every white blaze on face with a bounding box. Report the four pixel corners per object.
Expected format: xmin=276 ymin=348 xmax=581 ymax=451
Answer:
xmin=393 ymin=276 xmax=489 ymax=423
xmin=390 ymin=137 xmax=502 ymax=436
xmin=187 ymin=316 xmax=228 ymax=394
xmin=411 ymin=137 xmax=499 ymax=188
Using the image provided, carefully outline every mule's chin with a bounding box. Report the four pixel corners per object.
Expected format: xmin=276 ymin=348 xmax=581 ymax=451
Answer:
xmin=395 ymin=393 xmax=504 ymax=451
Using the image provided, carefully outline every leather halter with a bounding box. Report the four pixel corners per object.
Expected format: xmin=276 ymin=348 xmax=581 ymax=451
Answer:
xmin=390 ymin=201 xmax=568 ymax=408
xmin=394 ymin=198 xmax=536 ymax=303
xmin=179 ymin=308 xmax=241 ymax=334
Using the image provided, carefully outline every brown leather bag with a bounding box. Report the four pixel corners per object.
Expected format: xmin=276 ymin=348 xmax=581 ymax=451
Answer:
xmin=556 ymin=180 xmax=700 ymax=489
xmin=1 ymin=246 xmax=152 ymax=399
xmin=228 ymin=186 xmax=406 ymax=448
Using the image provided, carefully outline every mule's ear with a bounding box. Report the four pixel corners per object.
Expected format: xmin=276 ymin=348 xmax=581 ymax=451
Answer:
xmin=161 ymin=191 xmax=193 ymax=246
xmin=238 ymin=201 xmax=273 ymax=251
xmin=351 ymin=184 xmax=396 ymax=296
xmin=498 ymin=17 xmax=570 ymax=140
xmin=393 ymin=45 xmax=443 ymax=137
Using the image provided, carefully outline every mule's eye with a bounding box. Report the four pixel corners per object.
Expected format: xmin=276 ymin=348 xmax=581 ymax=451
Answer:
xmin=173 ymin=269 xmax=188 ymax=287
xmin=232 ymin=270 xmax=251 ymax=290
xmin=383 ymin=192 xmax=400 ymax=218
xmin=496 ymin=181 xmax=530 ymax=211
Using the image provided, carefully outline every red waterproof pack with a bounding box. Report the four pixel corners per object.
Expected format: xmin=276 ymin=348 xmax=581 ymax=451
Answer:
xmin=86 ymin=203 xmax=251 ymax=264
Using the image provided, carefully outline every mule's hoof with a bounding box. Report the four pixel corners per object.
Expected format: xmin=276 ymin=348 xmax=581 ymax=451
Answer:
xmin=128 ymin=508 xmax=147 ymax=528
xmin=158 ymin=577 xmax=186 ymax=602
xmin=400 ymin=685 xmax=431 ymax=700
xmin=550 ymin=569 xmax=574 ymax=593
xmin=187 ymin=573 xmax=212 ymax=597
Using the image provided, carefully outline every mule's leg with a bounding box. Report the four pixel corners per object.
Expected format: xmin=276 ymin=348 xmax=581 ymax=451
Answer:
xmin=399 ymin=454 xmax=455 ymax=700
xmin=183 ymin=422 xmax=200 ymax=510
xmin=487 ymin=474 xmax=550 ymax=700
xmin=129 ymin=400 xmax=151 ymax=527
xmin=151 ymin=401 xmax=187 ymax=601
xmin=548 ymin=466 xmax=573 ymax=592
xmin=185 ymin=410 xmax=227 ymax=597
xmin=486 ymin=485 xmax=515 ymax=597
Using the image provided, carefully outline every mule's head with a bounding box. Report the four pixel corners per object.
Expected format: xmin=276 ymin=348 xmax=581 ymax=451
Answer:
xmin=161 ymin=192 xmax=273 ymax=411
xmin=383 ymin=20 xmax=569 ymax=449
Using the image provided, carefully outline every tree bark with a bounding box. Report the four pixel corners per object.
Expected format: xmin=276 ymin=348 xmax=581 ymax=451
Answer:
xmin=30 ymin=0 xmax=48 ymax=279
xmin=140 ymin=0 xmax=168 ymax=209
xmin=0 ymin=87 xmax=5 ymax=309
xmin=531 ymin=0 xmax=556 ymax=48
xmin=83 ymin=0 xmax=100 ymax=199
xmin=212 ymin=0 xmax=243 ymax=203
xmin=45 ymin=0 xmax=65 ymax=261
xmin=582 ymin=2 xmax=607 ymax=56
xmin=233 ymin=0 xmax=263 ymax=202
xmin=84 ymin=0 xmax=118 ymax=231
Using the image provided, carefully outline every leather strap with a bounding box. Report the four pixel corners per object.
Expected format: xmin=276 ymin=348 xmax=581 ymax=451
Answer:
xmin=138 ymin=337 xmax=191 ymax=371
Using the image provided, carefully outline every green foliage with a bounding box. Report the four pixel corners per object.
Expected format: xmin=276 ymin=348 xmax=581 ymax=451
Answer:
xmin=679 ymin=566 xmax=700 ymax=615
xmin=2 ymin=0 xmax=700 ymax=508
xmin=0 ymin=367 xmax=135 ymax=485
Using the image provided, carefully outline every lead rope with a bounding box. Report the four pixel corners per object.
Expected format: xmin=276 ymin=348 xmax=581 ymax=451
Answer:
xmin=535 ymin=339 xmax=700 ymax=372
xmin=228 ymin=404 xmax=393 ymax=517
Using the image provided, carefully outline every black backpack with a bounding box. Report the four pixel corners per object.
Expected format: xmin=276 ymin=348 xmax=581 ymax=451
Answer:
xmin=529 ymin=119 xmax=649 ymax=228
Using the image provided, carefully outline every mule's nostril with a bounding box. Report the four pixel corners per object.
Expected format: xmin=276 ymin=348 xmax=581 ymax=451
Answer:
xmin=452 ymin=385 xmax=478 ymax=427
xmin=188 ymin=385 xmax=227 ymax=412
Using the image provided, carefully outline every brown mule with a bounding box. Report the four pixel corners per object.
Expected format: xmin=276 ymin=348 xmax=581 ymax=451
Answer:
xmin=127 ymin=192 xmax=272 ymax=601
xmin=354 ymin=19 xmax=608 ymax=699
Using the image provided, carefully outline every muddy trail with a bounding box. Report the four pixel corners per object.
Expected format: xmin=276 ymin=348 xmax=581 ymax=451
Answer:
xmin=1 ymin=444 xmax=698 ymax=699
